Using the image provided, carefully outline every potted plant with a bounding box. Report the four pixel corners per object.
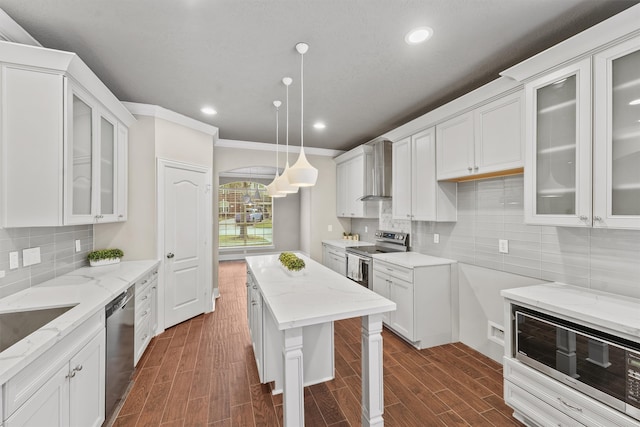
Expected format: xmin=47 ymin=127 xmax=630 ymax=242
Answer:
xmin=88 ymin=248 xmax=124 ymax=267
xmin=278 ymin=252 xmax=306 ymax=276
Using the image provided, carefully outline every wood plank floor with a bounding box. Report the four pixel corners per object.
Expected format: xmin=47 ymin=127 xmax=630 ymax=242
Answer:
xmin=113 ymin=260 xmax=524 ymax=426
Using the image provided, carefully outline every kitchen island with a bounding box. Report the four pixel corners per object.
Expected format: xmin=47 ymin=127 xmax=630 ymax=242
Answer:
xmin=246 ymin=253 xmax=396 ymax=427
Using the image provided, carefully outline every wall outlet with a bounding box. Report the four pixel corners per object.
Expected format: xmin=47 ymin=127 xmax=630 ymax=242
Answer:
xmin=433 ymin=233 xmax=440 ymax=244
xmin=364 ymin=226 xmax=368 ymax=233
xmin=23 ymin=247 xmax=41 ymax=267
xmin=327 ymin=224 xmax=333 ymax=232
xmin=498 ymin=239 xmax=509 ymax=254
xmin=75 ymin=239 xmax=82 ymax=252
xmin=0 ymin=270 xmax=5 ymax=278
xmin=9 ymin=252 xmax=19 ymax=269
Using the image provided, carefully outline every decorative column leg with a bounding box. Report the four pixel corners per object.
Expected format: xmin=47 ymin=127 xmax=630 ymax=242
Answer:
xmin=283 ymin=327 xmax=304 ymax=427
xmin=362 ymin=314 xmax=384 ymax=426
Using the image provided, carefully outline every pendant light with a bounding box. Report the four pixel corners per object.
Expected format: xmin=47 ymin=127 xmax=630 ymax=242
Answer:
xmin=266 ymin=100 xmax=286 ymax=198
xmin=287 ymin=42 xmax=318 ymax=187
xmin=276 ymin=76 xmax=299 ymax=194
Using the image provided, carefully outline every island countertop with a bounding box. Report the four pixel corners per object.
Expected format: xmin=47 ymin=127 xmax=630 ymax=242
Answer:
xmin=246 ymin=253 xmax=396 ymax=330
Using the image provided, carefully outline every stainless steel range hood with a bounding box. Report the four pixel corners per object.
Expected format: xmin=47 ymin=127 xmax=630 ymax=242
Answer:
xmin=360 ymin=139 xmax=392 ymax=201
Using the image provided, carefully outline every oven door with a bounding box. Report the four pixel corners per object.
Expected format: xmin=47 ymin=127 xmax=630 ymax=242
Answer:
xmin=346 ymin=252 xmax=371 ymax=288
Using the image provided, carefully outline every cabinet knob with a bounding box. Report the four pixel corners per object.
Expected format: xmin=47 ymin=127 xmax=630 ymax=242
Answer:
xmin=75 ymin=365 xmax=83 ymax=372
xmin=579 ymin=215 xmax=589 ymax=221
xmin=474 ymin=165 xmax=479 ymax=171
xmin=66 ymin=371 xmax=76 ymax=379
xmin=166 ymin=252 xmax=175 ymax=259
xmin=118 ymin=214 xmax=124 ymax=218
xmin=594 ymin=216 xmax=602 ymax=221
xmin=467 ymin=167 xmax=472 ymax=172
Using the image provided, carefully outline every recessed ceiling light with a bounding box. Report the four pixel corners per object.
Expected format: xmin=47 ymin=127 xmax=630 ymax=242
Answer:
xmin=201 ymin=106 xmax=217 ymax=115
xmin=405 ymin=26 xmax=433 ymax=45
xmin=629 ymin=98 xmax=640 ymax=106
xmin=313 ymin=122 xmax=326 ymax=130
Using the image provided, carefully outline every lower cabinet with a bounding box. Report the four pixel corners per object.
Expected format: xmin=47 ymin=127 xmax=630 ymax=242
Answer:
xmin=135 ymin=268 xmax=159 ymax=366
xmin=247 ymin=269 xmax=334 ymax=392
xmin=372 ymin=259 xmax=454 ymax=349
xmin=322 ymin=243 xmax=346 ymax=276
xmin=3 ymin=316 xmax=105 ymax=427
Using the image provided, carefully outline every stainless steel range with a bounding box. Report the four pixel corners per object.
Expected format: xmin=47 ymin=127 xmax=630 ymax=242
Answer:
xmin=345 ymin=230 xmax=409 ymax=289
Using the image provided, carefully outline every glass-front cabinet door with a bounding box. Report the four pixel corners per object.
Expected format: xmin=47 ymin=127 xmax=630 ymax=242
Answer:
xmin=98 ymin=113 xmax=118 ymax=222
xmin=524 ymin=58 xmax=592 ymax=226
xmin=593 ymin=35 xmax=640 ymax=229
xmin=66 ymin=89 xmax=95 ymax=224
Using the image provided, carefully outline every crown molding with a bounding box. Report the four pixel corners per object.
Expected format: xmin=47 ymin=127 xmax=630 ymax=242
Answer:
xmin=215 ymin=139 xmax=344 ymax=157
xmin=0 ymin=9 xmax=41 ymax=46
xmin=122 ymin=102 xmax=219 ymax=137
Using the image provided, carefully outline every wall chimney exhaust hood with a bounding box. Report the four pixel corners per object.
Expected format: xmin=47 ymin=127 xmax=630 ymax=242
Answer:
xmin=360 ymin=139 xmax=392 ymax=201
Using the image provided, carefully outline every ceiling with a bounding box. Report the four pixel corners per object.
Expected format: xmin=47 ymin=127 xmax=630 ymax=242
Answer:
xmin=0 ymin=0 xmax=637 ymax=152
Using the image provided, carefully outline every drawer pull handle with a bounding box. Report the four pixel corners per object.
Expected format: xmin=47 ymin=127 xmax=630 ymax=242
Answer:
xmin=557 ymin=398 xmax=582 ymax=412
xmin=142 ymin=334 xmax=149 ymax=341
xmin=141 ymin=310 xmax=149 ymax=317
xmin=152 ymin=271 xmax=158 ymax=275
xmin=66 ymin=371 xmax=76 ymax=379
xmin=141 ymin=295 xmax=148 ymax=300
xmin=75 ymin=365 xmax=83 ymax=372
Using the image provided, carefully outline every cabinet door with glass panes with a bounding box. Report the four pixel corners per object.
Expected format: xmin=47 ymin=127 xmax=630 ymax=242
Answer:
xmin=593 ymin=35 xmax=640 ymax=229
xmin=524 ymin=58 xmax=592 ymax=226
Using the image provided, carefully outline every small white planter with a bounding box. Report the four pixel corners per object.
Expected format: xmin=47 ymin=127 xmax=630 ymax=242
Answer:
xmin=89 ymin=258 xmax=121 ymax=267
xmin=281 ymin=264 xmax=305 ymax=277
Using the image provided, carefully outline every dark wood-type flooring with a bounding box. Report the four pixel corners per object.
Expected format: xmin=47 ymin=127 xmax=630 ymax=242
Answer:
xmin=113 ymin=260 xmax=524 ymax=426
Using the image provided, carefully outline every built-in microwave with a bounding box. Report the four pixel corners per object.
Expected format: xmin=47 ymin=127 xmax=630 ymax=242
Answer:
xmin=513 ymin=305 xmax=640 ymax=422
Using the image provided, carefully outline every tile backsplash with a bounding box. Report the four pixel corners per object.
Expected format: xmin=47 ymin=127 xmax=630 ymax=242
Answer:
xmin=0 ymin=225 xmax=93 ymax=298
xmin=355 ymin=175 xmax=640 ymax=299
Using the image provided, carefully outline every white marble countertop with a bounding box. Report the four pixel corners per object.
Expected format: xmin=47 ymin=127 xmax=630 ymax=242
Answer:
xmin=0 ymin=260 xmax=159 ymax=384
xmin=246 ymin=253 xmax=395 ymax=330
xmin=372 ymin=252 xmax=457 ymax=269
xmin=322 ymin=239 xmax=374 ymax=249
xmin=502 ymin=282 xmax=640 ymax=342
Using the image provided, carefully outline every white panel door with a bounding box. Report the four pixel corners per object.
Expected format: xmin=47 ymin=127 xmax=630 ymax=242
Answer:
xmin=161 ymin=160 xmax=211 ymax=328
xmin=69 ymin=329 xmax=105 ymax=427
xmin=412 ymin=128 xmax=436 ymax=221
xmin=436 ymin=112 xmax=474 ymax=180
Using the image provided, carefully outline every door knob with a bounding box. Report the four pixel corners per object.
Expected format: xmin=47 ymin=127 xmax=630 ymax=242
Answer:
xmin=167 ymin=252 xmax=175 ymax=259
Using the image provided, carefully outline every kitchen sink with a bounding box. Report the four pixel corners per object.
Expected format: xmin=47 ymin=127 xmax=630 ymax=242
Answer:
xmin=0 ymin=305 xmax=77 ymax=352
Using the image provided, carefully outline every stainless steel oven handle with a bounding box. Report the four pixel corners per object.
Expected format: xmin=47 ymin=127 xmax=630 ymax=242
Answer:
xmin=557 ymin=397 xmax=582 ymax=413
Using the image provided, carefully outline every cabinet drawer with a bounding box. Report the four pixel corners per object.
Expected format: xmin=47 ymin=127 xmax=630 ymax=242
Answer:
xmin=4 ymin=311 xmax=104 ymax=417
xmin=134 ymin=316 xmax=151 ymax=366
xmin=373 ymin=260 xmax=413 ymax=283
xmin=505 ymin=380 xmax=577 ymax=427
xmin=504 ymin=358 xmax=638 ymax=427
xmin=135 ymin=298 xmax=152 ymax=328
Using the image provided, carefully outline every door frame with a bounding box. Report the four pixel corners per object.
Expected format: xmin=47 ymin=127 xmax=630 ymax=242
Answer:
xmin=157 ymin=158 xmax=213 ymax=332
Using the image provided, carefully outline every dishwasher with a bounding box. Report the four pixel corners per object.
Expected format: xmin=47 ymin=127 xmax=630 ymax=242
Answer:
xmin=105 ymin=285 xmax=135 ymax=420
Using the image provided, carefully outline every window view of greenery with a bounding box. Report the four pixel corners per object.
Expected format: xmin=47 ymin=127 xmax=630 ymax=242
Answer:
xmin=219 ymin=181 xmax=273 ymax=248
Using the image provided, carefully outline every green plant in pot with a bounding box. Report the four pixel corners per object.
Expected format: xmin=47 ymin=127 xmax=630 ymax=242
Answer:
xmin=88 ymin=248 xmax=124 ymax=267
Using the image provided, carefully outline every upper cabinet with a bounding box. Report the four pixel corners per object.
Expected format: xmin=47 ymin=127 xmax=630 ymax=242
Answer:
xmin=0 ymin=42 xmax=134 ymax=227
xmin=524 ymin=59 xmax=592 ymax=226
xmin=593 ymin=35 xmax=640 ymax=229
xmin=392 ymin=128 xmax=456 ymax=221
xmin=335 ymin=146 xmax=378 ymax=218
xmin=436 ymin=91 xmax=524 ymax=181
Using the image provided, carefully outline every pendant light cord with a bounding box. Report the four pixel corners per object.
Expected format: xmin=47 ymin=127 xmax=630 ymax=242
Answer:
xmin=286 ymin=82 xmax=289 ymax=163
xmin=300 ymin=51 xmax=304 ymax=149
xmin=275 ymin=106 xmax=280 ymax=169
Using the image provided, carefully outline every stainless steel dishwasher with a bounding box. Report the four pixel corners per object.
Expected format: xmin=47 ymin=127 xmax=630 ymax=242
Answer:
xmin=105 ymin=285 xmax=135 ymax=420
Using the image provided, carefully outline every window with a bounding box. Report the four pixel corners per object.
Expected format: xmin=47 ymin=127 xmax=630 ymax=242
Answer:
xmin=219 ymin=181 xmax=273 ymax=248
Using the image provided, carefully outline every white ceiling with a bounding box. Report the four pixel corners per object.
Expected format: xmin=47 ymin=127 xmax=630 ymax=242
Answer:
xmin=0 ymin=0 xmax=637 ymax=151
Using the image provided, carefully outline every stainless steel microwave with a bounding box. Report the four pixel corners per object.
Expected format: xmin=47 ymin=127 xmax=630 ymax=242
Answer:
xmin=513 ymin=306 xmax=640 ymax=422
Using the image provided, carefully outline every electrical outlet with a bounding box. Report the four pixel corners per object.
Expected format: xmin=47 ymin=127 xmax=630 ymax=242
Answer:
xmin=23 ymin=247 xmax=41 ymax=267
xmin=499 ymin=239 xmax=509 ymax=254
xmin=75 ymin=239 xmax=82 ymax=252
xmin=9 ymin=252 xmax=19 ymax=269
xmin=0 ymin=270 xmax=5 ymax=278
xmin=433 ymin=233 xmax=440 ymax=244
xmin=365 ymin=226 xmax=368 ymax=233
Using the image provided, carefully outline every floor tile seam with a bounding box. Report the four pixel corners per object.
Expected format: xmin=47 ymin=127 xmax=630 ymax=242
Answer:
xmin=438 ymin=410 xmax=474 ymax=426
xmin=158 ymin=359 xmax=191 ymax=423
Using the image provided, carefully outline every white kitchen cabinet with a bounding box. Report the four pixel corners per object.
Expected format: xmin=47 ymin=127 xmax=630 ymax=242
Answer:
xmin=593 ymin=35 xmax=640 ymax=229
xmin=246 ymin=267 xmax=333 ymax=392
xmin=436 ymin=91 xmax=524 ymax=181
xmin=0 ymin=44 xmax=133 ymax=228
xmin=392 ymin=128 xmax=457 ymax=221
xmin=322 ymin=243 xmax=346 ymax=276
xmin=372 ymin=259 xmax=454 ymax=349
xmin=4 ymin=323 xmax=105 ymax=427
xmin=134 ymin=267 xmax=159 ymax=366
xmin=335 ymin=146 xmax=377 ymax=218
xmin=524 ymin=59 xmax=593 ymax=227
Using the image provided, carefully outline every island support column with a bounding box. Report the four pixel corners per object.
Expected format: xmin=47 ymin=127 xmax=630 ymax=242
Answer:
xmin=362 ymin=313 xmax=384 ymax=426
xmin=283 ymin=327 xmax=304 ymax=426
